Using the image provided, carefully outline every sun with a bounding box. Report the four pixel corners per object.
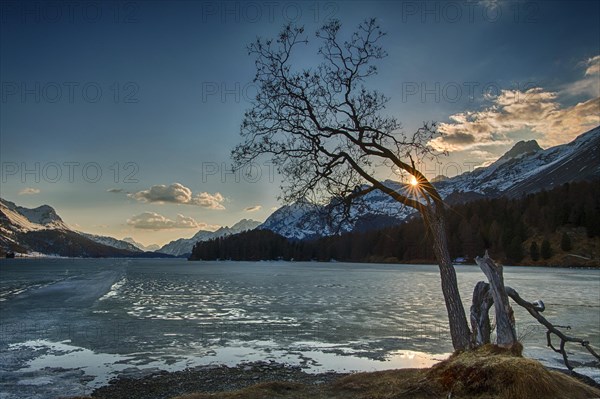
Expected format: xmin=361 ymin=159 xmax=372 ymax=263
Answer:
xmin=410 ymin=175 xmax=419 ymax=186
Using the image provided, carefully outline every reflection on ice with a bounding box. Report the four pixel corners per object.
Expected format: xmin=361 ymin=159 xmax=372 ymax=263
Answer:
xmin=1 ymin=337 xmax=449 ymax=398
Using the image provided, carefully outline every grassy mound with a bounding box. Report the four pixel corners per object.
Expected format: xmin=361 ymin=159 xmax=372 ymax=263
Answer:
xmin=173 ymin=346 xmax=600 ymax=399
xmin=410 ymin=344 xmax=598 ymax=398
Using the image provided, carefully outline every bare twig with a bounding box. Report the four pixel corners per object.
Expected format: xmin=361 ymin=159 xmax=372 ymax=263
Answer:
xmin=505 ymin=286 xmax=600 ymax=370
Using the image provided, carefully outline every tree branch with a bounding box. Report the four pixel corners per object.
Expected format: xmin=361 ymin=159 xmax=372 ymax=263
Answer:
xmin=505 ymin=286 xmax=600 ymax=370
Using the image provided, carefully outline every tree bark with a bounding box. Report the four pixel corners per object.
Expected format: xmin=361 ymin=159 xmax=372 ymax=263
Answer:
xmin=475 ymin=252 xmax=518 ymax=348
xmin=470 ymin=281 xmax=493 ymax=346
xmin=423 ymin=203 xmax=472 ymax=351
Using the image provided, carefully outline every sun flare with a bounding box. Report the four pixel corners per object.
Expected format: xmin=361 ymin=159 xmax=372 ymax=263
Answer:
xmin=410 ymin=176 xmax=419 ymax=186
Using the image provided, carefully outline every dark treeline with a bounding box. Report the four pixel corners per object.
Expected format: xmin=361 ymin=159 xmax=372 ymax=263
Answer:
xmin=189 ymin=180 xmax=600 ymax=263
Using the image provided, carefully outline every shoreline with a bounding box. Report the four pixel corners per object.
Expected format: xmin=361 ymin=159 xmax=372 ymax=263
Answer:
xmin=69 ymin=357 xmax=600 ymax=399
xmin=4 ymin=256 xmax=599 ymax=270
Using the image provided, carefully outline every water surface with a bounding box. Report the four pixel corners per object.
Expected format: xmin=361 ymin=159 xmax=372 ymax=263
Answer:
xmin=1 ymin=258 xmax=598 ymax=398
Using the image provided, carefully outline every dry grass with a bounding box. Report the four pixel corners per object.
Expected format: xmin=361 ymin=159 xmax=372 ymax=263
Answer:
xmin=173 ymin=381 xmax=317 ymax=399
xmin=410 ymin=344 xmax=600 ymax=399
xmin=173 ymin=346 xmax=600 ymax=399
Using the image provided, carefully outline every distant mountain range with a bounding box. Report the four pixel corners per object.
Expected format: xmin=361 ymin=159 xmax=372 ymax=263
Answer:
xmin=2 ymin=126 xmax=598 ymax=257
xmin=158 ymin=219 xmax=262 ymax=256
xmin=78 ymin=232 xmax=142 ymax=253
xmin=258 ymin=126 xmax=600 ymax=239
xmin=122 ymin=237 xmax=161 ymax=252
xmin=0 ymin=199 xmax=168 ymax=258
xmin=436 ymin=126 xmax=600 ymax=199
xmin=0 ymin=197 xmax=260 ymax=258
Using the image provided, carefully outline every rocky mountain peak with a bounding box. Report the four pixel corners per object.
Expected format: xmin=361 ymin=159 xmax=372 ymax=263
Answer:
xmin=498 ymin=140 xmax=542 ymax=162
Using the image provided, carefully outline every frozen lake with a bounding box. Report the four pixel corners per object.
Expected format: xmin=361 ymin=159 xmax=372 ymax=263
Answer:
xmin=0 ymin=258 xmax=599 ymax=398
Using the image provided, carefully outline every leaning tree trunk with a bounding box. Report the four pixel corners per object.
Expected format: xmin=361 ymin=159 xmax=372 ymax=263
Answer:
xmin=423 ymin=203 xmax=472 ymax=351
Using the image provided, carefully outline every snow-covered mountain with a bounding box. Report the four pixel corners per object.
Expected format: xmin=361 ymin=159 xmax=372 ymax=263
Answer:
xmin=259 ymin=189 xmax=414 ymax=240
xmin=260 ymin=126 xmax=600 ymax=239
xmin=1 ymin=199 xmax=70 ymax=232
xmin=122 ymin=237 xmax=161 ymax=252
xmin=79 ymin=232 xmax=142 ymax=252
xmin=435 ymin=125 xmax=600 ymax=198
xmin=0 ymin=199 xmax=168 ymax=258
xmin=159 ymin=219 xmax=262 ymax=256
xmin=3 ymin=126 xmax=597 ymax=255
xmin=495 ymin=139 xmax=542 ymax=165
xmin=258 ymin=201 xmax=328 ymax=240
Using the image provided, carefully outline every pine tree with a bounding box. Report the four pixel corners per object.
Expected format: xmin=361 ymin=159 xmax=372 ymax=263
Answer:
xmin=541 ymin=239 xmax=552 ymax=260
xmin=506 ymin=237 xmax=524 ymax=263
xmin=530 ymin=241 xmax=540 ymax=261
xmin=560 ymin=232 xmax=572 ymax=251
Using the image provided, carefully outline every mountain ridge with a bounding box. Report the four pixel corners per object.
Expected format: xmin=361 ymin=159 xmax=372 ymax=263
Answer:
xmin=159 ymin=219 xmax=262 ymax=256
xmin=496 ymin=139 xmax=542 ymax=164
xmin=259 ymin=126 xmax=600 ymax=239
xmin=122 ymin=237 xmax=161 ymax=252
xmin=0 ymin=200 xmax=168 ymax=258
xmin=3 ymin=126 xmax=598 ymax=256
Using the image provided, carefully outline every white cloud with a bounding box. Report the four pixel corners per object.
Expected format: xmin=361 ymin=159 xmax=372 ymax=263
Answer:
xmin=131 ymin=183 xmax=193 ymax=203
xmin=244 ymin=205 xmax=262 ymax=212
xmin=469 ymin=150 xmax=495 ymax=158
xmin=431 ymin=56 xmax=600 ymax=152
xmin=127 ymin=212 xmax=219 ymax=230
xmin=431 ymin=88 xmax=599 ymax=151
xmin=585 ymin=55 xmax=600 ymax=76
xmin=130 ymin=183 xmax=225 ymax=210
xmin=191 ymin=192 xmax=225 ymax=210
xmin=562 ymin=55 xmax=600 ymax=98
xmin=18 ymin=188 xmax=40 ymax=195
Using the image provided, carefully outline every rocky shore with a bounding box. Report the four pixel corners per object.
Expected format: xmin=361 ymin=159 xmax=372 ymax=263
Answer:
xmin=64 ymin=347 xmax=600 ymax=399
xmin=80 ymin=361 xmax=346 ymax=399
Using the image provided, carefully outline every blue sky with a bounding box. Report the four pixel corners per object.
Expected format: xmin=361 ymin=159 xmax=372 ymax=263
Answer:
xmin=1 ymin=0 xmax=599 ymax=246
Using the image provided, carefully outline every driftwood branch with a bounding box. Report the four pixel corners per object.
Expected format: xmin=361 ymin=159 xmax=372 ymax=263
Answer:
xmin=505 ymin=286 xmax=600 ymax=370
xmin=475 ymin=251 xmax=518 ymax=347
xmin=471 ymin=279 xmax=600 ymax=370
xmin=470 ymin=252 xmax=599 ymax=370
xmin=470 ymin=281 xmax=493 ymax=346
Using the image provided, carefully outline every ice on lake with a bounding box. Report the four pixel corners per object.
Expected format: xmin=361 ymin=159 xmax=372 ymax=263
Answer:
xmin=1 ymin=258 xmax=598 ymax=398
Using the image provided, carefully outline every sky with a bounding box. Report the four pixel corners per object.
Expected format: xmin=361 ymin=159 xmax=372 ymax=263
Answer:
xmin=1 ymin=0 xmax=599 ymax=246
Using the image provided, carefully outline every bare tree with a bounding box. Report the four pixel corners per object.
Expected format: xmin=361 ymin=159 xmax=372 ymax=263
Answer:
xmin=232 ymin=19 xmax=471 ymax=350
